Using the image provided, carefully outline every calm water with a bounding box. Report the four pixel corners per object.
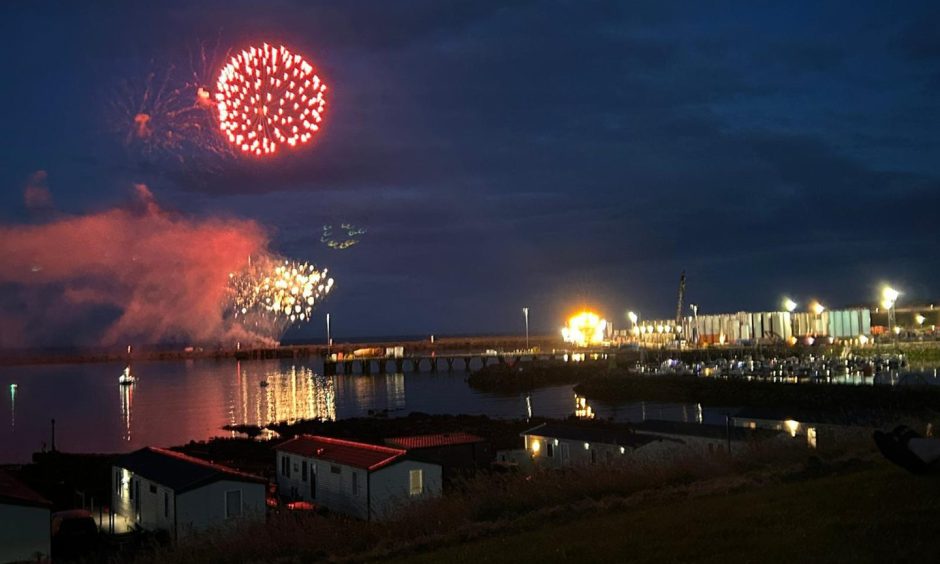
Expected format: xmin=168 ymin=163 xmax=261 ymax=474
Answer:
xmin=0 ymin=358 xmax=726 ymax=463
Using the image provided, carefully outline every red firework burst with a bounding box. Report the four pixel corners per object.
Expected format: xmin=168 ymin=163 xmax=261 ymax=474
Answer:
xmin=215 ymin=44 xmax=326 ymax=156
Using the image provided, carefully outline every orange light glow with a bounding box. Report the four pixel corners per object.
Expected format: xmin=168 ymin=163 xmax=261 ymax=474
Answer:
xmin=561 ymin=311 xmax=608 ymax=347
xmin=216 ymin=43 xmax=326 ymax=156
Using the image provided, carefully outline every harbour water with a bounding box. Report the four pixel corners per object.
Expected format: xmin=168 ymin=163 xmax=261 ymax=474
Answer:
xmin=0 ymin=358 xmax=729 ymax=463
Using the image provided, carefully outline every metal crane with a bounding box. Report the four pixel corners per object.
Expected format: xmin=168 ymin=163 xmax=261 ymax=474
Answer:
xmin=675 ymin=271 xmax=686 ymax=332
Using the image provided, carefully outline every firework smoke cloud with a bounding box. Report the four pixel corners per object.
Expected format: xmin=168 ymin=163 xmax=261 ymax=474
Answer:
xmin=23 ymin=170 xmax=54 ymax=211
xmin=0 ymin=183 xmax=330 ymax=347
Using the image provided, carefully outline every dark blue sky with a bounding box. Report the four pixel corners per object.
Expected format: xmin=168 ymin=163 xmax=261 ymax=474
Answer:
xmin=1 ymin=1 xmax=939 ymax=343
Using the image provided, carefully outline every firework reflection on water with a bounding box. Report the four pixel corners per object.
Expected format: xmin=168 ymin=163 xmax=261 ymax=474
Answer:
xmin=231 ymin=363 xmax=336 ymax=428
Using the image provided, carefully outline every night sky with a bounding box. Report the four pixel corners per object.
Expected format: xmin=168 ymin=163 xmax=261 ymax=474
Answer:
xmin=1 ymin=1 xmax=939 ymax=346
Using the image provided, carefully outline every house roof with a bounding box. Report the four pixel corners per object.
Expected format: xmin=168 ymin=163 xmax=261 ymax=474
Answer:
xmin=632 ymin=420 xmax=776 ymax=441
xmin=732 ymin=407 xmax=883 ymax=426
xmin=0 ymin=470 xmax=52 ymax=508
xmin=276 ymin=435 xmax=407 ymax=471
xmin=384 ymin=432 xmax=486 ymax=450
xmin=522 ymin=423 xmax=664 ymax=449
xmin=114 ymin=447 xmax=267 ymax=493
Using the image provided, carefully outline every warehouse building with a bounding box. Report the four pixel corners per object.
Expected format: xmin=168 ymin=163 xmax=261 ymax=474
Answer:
xmin=617 ymin=308 xmax=873 ymax=347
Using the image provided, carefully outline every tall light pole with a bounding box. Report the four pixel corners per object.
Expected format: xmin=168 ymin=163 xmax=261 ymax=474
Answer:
xmin=811 ymin=301 xmax=825 ymax=337
xmin=326 ymin=313 xmax=332 ymax=352
xmin=627 ymin=311 xmax=639 ymax=342
xmin=690 ymin=304 xmax=699 ymax=346
xmin=522 ymin=307 xmax=530 ymax=351
xmin=783 ymin=298 xmax=797 ymax=343
xmin=882 ymin=286 xmax=900 ymax=348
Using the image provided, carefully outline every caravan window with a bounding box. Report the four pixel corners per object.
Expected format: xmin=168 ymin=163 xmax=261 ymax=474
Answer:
xmin=409 ymin=469 xmax=423 ymax=496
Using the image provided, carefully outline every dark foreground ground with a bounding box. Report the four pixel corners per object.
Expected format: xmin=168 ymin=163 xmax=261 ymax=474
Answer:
xmin=12 ymin=419 xmax=940 ymax=562
xmin=117 ymin=437 xmax=940 ymax=564
xmin=392 ymin=460 xmax=940 ymax=564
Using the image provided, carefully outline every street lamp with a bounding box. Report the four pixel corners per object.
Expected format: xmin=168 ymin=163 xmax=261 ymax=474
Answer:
xmin=326 ymin=313 xmax=332 ymax=351
xmin=781 ymin=298 xmax=797 ymax=343
xmin=882 ymin=286 xmax=900 ymax=346
xmin=522 ymin=307 xmax=530 ymax=351
xmin=810 ymin=301 xmax=825 ymax=337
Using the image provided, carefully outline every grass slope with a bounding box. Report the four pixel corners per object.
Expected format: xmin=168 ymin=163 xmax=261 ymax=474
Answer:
xmin=392 ymin=461 xmax=940 ymax=564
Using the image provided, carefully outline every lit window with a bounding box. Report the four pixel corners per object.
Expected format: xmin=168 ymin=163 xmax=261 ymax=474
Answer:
xmin=584 ymin=442 xmax=590 ymax=450
xmin=784 ymin=419 xmax=800 ymax=438
xmin=409 ymin=469 xmax=423 ymax=496
xmin=807 ymin=427 xmax=817 ymax=449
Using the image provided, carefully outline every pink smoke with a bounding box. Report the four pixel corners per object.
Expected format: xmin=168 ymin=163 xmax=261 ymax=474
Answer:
xmin=23 ymin=170 xmax=54 ymax=210
xmin=0 ymin=185 xmax=270 ymax=347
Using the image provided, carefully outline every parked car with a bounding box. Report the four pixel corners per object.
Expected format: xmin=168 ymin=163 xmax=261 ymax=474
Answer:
xmin=52 ymin=509 xmax=99 ymax=560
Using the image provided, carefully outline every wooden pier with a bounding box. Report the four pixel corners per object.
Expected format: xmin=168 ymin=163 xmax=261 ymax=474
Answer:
xmin=322 ymin=350 xmax=595 ymax=375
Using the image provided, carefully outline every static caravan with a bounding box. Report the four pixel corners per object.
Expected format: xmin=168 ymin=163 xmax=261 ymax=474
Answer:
xmin=112 ymin=447 xmax=267 ymax=540
xmin=276 ymin=435 xmax=442 ymax=520
xmin=0 ymin=470 xmax=52 ymax=562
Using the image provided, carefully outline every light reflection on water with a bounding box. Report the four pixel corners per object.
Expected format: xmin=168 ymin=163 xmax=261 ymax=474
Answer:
xmin=229 ymin=363 xmax=337 ymax=428
xmin=3 ymin=359 xmax=588 ymax=463
xmin=5 ymin=356 xmax=918 ymax=464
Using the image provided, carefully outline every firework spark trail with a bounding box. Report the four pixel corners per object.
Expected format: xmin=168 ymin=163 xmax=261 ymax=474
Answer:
xmin=321 ymin=223 xmax=366 ymax=250
xmin=216 ymin=43 xmax=327 ymax=156
xmin=110 ymin=55 xmax=233 ymax=163
xmin=111 ymin=65 xmax=195 ymax=157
